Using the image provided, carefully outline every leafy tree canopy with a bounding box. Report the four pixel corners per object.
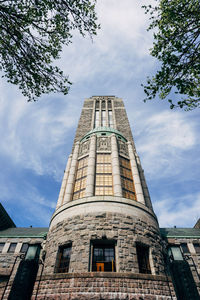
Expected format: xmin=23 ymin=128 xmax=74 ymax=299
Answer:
xmin=0 ymin=0 xmax=99 ymax=101
xmin=142 ymin=0 xmax=200 ymax=110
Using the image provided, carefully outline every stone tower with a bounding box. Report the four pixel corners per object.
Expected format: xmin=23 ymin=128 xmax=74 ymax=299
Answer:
xmin=42 ymin=96 xmax=175 ymax=299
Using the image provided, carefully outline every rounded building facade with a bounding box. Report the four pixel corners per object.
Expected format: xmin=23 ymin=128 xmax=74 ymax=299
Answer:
xmin=37 ymin=97 xmax=175 ymax=299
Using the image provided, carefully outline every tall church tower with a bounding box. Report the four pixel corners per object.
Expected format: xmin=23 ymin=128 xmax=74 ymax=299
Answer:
xmin=42 ymin=96 xmax=175 ymax=299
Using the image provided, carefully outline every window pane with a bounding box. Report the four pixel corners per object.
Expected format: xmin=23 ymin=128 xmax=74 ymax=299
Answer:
xmin=95 ymin=154 xmax=113 ymax=196
xmin=101 ymin=100 xmax=106 ymax=109
xmin=56 ymin=244 xmax=72 ymax=273
xmin=170 ymin=246 xmax=184 ymax=261
xmin=101 ymin=110 xmax=106 ymax=126
xmin=108 ymin=100 xmax=112 ymax=109
xmin=72 ymin=156 xmax=88 ymax=200
xmin=181 ymin=243 xmax=189 ymax=253
xmin=136 ymin=244 xmax=151 ymax=274
xmin=21 ymin=243 xmax=29 ymax=253
xmin=120 ymin=156 xmax=136 ymax=201
xmin=0 ymin=243 xmax=5 ymax=253
xmin=193 ymin=243 xmax=200 ymax=254
xmin=96 ymin=100 xmax=100 ymax=109
xmin=108 ymin=111 xmax=113 ymax=127
xmin=92 ymin=241 xmax=116 ymax=272
xmin=8 ymin=243 xmax=17 ymax=253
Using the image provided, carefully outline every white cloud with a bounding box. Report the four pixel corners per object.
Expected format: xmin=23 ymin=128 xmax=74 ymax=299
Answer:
xmin=58 ymin=1 xmax=154 ymax=83
xmin=154 ymin=193 xmax=200 ymax=227
xmin=0 ymin=85 xmax=79 ymax=179
xmin=133 ymin=110 xmax=197 ymax=178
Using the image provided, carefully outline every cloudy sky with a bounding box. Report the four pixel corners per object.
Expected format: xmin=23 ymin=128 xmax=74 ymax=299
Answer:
xmin=0 ymin=1 xmax=199 ymax=228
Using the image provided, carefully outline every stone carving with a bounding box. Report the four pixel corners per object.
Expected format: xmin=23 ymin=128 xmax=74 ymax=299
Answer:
xmin=97 ymin=136 xmax=111 ymax=151
xmin=118 ymin=140 xmax=129 ymax=157
xmin=79 ymin=140 xmax=90 ymax=156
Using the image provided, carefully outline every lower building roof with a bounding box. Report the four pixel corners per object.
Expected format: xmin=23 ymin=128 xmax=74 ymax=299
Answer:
xmin=160 ymin=228 xmax=200 ymax=239
xmin=0 ymin=227 xmax=48 ymax=238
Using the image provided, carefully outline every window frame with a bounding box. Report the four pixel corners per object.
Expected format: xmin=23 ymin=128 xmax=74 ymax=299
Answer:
xmin=180 ymin=243 xmax=189 ymax=254
xmin=8 ymin=243 xmax=17 ymax=253
xmin=0 ymin=243 xmax=5 ymax=253
xmin=20 ymin=243 xmax=29 ymax=253
xmin=136 ymin=243 xmax=151 ymax=274
xmin=55 ymin=243 xmax=72 ymax=273
xmin=193 ymin=243 xmax=200 ymax=254
xmin=119 ymin=155 xmax=136 ymax=200
xmin=72 ymin=155 xmax=88 ymax=200
xmin=90 ymin=239 xmax=116 ymax=272
xmin=95 ymin=153 xmax=113 ymax=196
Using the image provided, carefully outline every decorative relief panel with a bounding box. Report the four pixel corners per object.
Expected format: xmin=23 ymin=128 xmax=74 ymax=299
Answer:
xmin=118 ymin=140 xmax=129 ymax=157
xmin=97 ymin=136 xmax=111 ymax=151
xmin=79 ymin=140 xmax=90 ymax=157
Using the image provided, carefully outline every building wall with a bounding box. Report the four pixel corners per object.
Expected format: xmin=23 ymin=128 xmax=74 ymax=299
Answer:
xmin=0 ymin=236 xmax=45 ymax=279
xmin=0 ymin=273 xmax=176 ymax=300
xmin=165 ymin=236 xmax=200 ymax=292
xmin=44 ymin=203 xmax=164 ymax=275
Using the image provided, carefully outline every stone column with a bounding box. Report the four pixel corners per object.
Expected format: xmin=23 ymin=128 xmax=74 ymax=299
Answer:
xmin=111 ymin=134 xmax=123 ymax=196
xmin=85 ymin=134 xmax=96 ymax=197
xmin=56 ymin=154 xmax=72 ymax=209
xmin=128 ymin=142 xmax=145 ymax=205
xmin=63 ymin=142 xmax=79 ymax=203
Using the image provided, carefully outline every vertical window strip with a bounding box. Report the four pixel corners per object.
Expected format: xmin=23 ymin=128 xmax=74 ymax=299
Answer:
xmin=101 ymin=100 xmax=106 ymax=109
xmin=72 ymin=156 xmax=88 ymax=200
xmin=101 ymin=110 xmax=106 ymax=126
xmin=108 ymin=100 xmax=112 ymax=109
xmin=108 ymin=110 xmax=113 ymax=127
xmin=119 ymin=156 xmax=136 ymax=200
xmin=95 ymin=110 xmax=100 ymax=128
xmin=95 ymin=153 xmax=113 ymax=196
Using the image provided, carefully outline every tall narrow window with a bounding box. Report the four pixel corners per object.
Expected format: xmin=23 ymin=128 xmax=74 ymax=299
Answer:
xmin=96 ymin=100 xmax=100 ymax=109
xmin=95 ymin=154 xmax=113 ymax=195
xmin=55 ymin=244 xmax=72 ymax=273
xmin=72 ymin=156 xmax=88 ymax=200
xmin=119 ymin=156 xmax=136 ymax=200
xmin=101 ymin=100 xmax=106 ymax=109
xmin=108 ymin=100 xmax=112 ymax=109
xmin=95 ymin=110 xmax=100 ymax=128
xmin=91 ymin=240 xmax=116 ymax=272
xmin=108 ymin=110 xmax=113 ymax=127
xmin=101 ymin=110 xmax=106 ymax=126
xmin=136 ymin=243 xmax=151 ymax=274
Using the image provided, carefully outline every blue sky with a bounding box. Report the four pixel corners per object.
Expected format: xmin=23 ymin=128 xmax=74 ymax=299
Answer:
xmin=0 ymin=0 xmax=199 ymax=228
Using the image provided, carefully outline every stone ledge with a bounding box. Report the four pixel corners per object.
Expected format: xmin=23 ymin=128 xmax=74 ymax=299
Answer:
xmin=38 ymin=272 xmax=172 ymax=282
xmin=52 ymin=196 xmax=158 ymax=226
